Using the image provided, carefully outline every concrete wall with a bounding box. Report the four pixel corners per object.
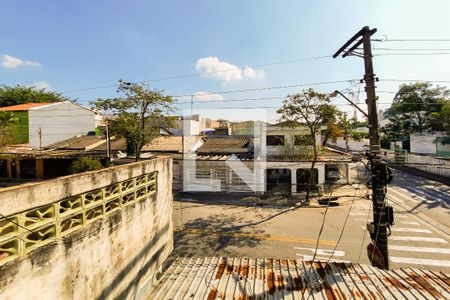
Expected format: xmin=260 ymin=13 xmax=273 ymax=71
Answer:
xmin=410 ymin=132 xmax=450 ymax=155
xmin=28 ymin=101 xmax=96 ymax=147
xmin=0 ymin=157 xmax=173 ymax=300
xmin=328 ymin=138 xmax=370 ymax=152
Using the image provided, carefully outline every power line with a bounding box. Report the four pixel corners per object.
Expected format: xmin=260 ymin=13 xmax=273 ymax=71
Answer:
xmin=374 ymin=52 xmax=450 ymax=56
xmin=381 ymin=79 xmax=450 ymax=84
xmin=373 ymin=38 xmax=450 ymax=42
xmin=374 ymin=47 xmax=450 ymax=51
xmin=171 ymin=79 xmax=358 ymax=98
xmin=61 ymin=55 xmax=332 ymax=94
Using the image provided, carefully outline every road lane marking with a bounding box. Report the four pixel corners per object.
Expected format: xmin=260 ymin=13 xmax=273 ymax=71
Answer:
xmin=391 ymin=228 xmax=432 ymax=233
xmin=400 ymin=221 xmax=420 ymax=225
xmin=174 ymin=228 xmax=337 ymax=246
xmin=390 ymin=256 xmax=450 ymax=267
xmin=294 ymin=247 xmax=345 ymax=257
xmin=390 ymin=245 xmax=450 ymax=254
xmin=298 ymin=254 xmax=350 ymax=263
xmin=390 ymin=236 xmax=447 ymax=243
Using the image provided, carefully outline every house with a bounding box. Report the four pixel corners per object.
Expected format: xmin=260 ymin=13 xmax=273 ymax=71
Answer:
xmin=265 ymin=123 xmax=321 ymax=159
xmin=0 ymin=101 xmax=96 ymax=148
xmin=172 ymin=135 xmax=351 ymax=195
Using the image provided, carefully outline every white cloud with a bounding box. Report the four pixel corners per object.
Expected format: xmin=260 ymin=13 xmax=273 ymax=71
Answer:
xmin=195 ymin=56 xmax=265 ymax=83
xmin=243 ymin=67 xmax=265 ymax=79
xmin=193 ymin=92 xmax=224 ymax=101
xmin=32 ymin=81 xmax=51 ymax=90
xmin=1 ymin=54 xmax=41 ymax=68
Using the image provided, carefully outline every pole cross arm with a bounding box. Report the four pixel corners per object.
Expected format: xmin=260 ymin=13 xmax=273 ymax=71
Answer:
xmin=333 ymin=26 xmax=377 ymax=58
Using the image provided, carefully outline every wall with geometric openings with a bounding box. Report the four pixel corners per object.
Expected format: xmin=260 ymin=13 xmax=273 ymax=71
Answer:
xmin=0 ymin=156 xmax=173 ymax=300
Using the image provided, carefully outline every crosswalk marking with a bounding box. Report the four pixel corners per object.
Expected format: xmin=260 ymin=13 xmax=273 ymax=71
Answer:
xmin=390 ymin=245 xmax=450 ymax=254
xmin=359 ymin=226 xmax=432 ymax=233
xmin=294 ymin=247 xmax=345 ymax=257
xmin=350 ymin=212 xmax=368 ymax=216
xmin=399 ymin=221 xmax=420 ymax=225
xmin=390 ymin=236 xmax=447 ymax=243
xmin=391 ymin=227 xmax=432 ymax=233
xmin=298 ymin=254 xmax=350 ymax=263
xmin=397 ymin=185 xmax=449 ymax=203
xmin=390 ymin=256 xmax=450 ymax=267
xmin=388 ymin=188 xmax=419 ymax=203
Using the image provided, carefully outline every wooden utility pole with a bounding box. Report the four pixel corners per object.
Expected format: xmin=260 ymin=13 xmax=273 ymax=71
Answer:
xmin=333 ymin=26 xmax=393 ymax=270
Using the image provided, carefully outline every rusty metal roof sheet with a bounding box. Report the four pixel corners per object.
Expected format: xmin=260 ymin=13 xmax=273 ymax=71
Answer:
xmin=148 ymin=257 xmax=450 ymax=300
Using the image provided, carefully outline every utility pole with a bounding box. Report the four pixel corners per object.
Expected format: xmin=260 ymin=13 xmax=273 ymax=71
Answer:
xmin=333 ymin=26 xmax=393 ymax=270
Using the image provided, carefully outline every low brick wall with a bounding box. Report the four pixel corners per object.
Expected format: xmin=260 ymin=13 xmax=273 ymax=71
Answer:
xmin=0 ymin=156 xmax=173 ymax=300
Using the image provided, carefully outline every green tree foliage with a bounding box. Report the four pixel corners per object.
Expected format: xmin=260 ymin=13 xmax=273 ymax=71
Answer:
xmin=384 ymin=82 xmax=449 ymax=137
xmin=0 ymin=111 xmax=19 ymax=149
xmin=69 ymin=157 xmax=103 ymax=174
xmin=94 ymin=80 xmax=174 ymax=160
xmin=435 ymin=101 xmax=450 ymax=135
xmin=277 ymin=89 xmax=338 ymax=203
xmin=0 ymin=85 xmax=70 ymax=107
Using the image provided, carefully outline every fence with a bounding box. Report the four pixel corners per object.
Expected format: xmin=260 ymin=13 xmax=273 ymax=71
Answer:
xmin=385 ymin=151 xmax=450 ymax=178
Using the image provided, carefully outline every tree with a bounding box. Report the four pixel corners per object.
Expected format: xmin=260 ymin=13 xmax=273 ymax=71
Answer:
xmin=385 ymin=82 xmax=449 ymax=135
xmin=0 ymin=85 xmax=70 ymax=107
xmin=320 ymin=107 xmax=343 ymax=147
xmin=94 ymin=80 xmax=174 ymax=160
xmin=69 ymin=157 xmax=103 ymax=174
xmin=0 ymin=111 xmax=19 ymax=149
xmin=435 ymin=100 xmax=450 ymax=135
xmin=277 ymin=88 xmax=338 ymax=204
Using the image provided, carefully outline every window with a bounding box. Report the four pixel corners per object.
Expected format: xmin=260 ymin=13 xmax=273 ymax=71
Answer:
xmin=267 ymin=135 xmax=285 ymax=146
xmin=294 ymin=135 xmax=314 ymax=146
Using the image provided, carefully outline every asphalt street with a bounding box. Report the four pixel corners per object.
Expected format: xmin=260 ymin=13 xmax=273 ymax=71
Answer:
xmin=171 ymin=165 xmax=450 ymax=274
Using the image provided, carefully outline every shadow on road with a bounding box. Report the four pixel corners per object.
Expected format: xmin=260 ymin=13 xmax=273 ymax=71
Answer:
xmin=171 ymin=213 xmax=269 ymax=258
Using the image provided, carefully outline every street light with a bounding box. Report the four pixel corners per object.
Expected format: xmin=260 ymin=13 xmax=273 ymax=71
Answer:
xmin=330 ymin=90 xmax=369 ymax=118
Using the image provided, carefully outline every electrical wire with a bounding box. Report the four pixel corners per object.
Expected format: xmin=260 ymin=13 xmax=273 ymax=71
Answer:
xmin=373 ymin=38 xmax=450 ymax=42
xmin=61 ymin=55 xmax=332 ymax=94
xmin=374 ymin=52 xmax=450 ymax=56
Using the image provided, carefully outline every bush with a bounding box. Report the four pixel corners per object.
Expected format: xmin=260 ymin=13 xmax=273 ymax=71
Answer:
xmin=69 ymin=157 xmax=103 ymax=174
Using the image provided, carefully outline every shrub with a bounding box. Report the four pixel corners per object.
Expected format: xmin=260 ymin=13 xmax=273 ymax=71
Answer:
xmin=69 ymin=157 xmax=103 ymax=174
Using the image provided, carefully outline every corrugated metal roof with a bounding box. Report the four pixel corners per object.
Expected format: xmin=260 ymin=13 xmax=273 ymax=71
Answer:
xmin=148 ymin=257 xmax=450 ymax=300
xmin=0 ymin=102 xmax=55 ymax=111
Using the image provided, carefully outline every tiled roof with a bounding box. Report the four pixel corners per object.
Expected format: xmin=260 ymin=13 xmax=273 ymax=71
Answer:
xmin=197 ymin=137 xmax=252 ymax=154
xmin=45 ymin=135 xmax=105 ymax=150
xmin=142 ymin=136 xmax=184 ymax=152
xmin=0 ymin=102 xmax=55 ymax=111
xmin=148 ymin=257 xmax=450 ymax=300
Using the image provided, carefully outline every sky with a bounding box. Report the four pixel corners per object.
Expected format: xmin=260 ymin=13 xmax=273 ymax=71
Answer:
xmin=1 ymin=0 xmax=450 ymax=122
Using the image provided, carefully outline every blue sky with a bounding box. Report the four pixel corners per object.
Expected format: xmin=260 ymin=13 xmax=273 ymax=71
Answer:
xmin=1 ymin=0 xmax=449 ymax=121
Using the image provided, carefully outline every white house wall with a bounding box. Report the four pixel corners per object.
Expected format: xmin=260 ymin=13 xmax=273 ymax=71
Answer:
xmin=173 ymin=159 xmax=333 ymax=194
xmin=28 ymin=102 xmax=95 ymax=147
xmin=410 ymin=133 xmax=443 ymax=155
